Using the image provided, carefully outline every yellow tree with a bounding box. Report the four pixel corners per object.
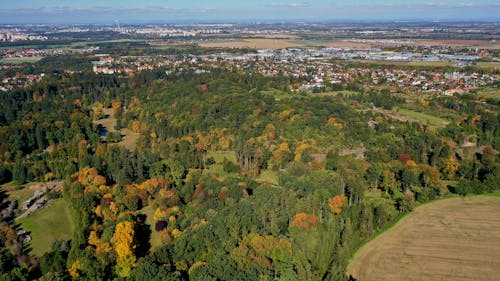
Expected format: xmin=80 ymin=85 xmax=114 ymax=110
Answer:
xmin=194 ymin=132 xmax=213 ymax=168
xmin=443 ymin=156 xmax=459 ymax=179
xmin=328 ymin=195 xmax=346 ymax=214
xmin=112 ymin=221 xmax=136 ymax=277
xmin=270 ymin=142 xmax=292 ymax=169
xmin=93 ymin=103 xmax=104 ymax=120
xmin=111 ymin=100 xmax=123 ymax=117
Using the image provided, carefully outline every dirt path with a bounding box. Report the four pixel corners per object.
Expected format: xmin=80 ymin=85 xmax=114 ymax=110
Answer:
xmin=348 ymin=195 xmax=500 ymax=281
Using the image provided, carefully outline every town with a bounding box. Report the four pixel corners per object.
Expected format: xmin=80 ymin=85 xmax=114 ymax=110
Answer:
xmin=89 ymin=46 xmax=498 ymax=97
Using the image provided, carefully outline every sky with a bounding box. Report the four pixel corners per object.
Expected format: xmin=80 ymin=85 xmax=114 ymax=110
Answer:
xmin=1 ymin=0 xmax=499 ymax=24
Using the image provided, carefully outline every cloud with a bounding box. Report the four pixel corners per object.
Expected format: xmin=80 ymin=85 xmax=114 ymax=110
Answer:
xmin=379 ymin=2 xmax=500 ymax=8
xmin=1 ymin=5 xmax=216 ymax=16
xmin=268 ymin=2 xmax=310 ymax=8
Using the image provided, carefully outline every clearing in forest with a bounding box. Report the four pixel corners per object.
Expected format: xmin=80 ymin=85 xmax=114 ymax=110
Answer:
xmin=348 ymin=195 xmax=500 ymax=281
xmin=93 ymin=107 xmax=140 ymax=151
xmin=372 ymin=107 xmax=450 ymax=128
xmin=18 ymin=199 xmax=74 ymax=256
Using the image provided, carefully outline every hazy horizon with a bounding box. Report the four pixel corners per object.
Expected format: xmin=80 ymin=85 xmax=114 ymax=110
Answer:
xmin=1 ymin=0 xmax=499 ymax=24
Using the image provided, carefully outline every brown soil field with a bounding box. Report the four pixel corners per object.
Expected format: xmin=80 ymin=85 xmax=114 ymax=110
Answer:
xmin=200 ymin=38 xmax=500 ymax=50
xmin=200 ymin=38 xmax=375 ymax=49
xmin=348 ymin=195 xmax=500 ymax=281
xmin=320 ymin=41 xmax=375 ymax=48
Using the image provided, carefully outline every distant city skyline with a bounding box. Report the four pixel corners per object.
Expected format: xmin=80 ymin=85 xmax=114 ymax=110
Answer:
xmin=1 ymin=0 xmax=499 ymax=24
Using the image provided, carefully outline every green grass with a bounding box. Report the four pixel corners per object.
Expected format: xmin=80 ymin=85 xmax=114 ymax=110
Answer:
xmin=317 ymin=91 xmax=361 ymax=97
xmin=364 ymin=189 xmax=384 ymax=199
xmin=289 ymin=39 xmax=333 ymax=46
xmin=358 ymin=60 xmax=453 ymax=68
xmin=256 ymin=170 xmax=279 ymax=186
xmin=485 ymin=191 xmax=500 ymax=197
xmin=444 ymin=180 xmax=459 ymax=188
xmin=0 ymin=45 xmax=40 ymax=50
xmin=0 ymin=57 xmax=43 ymax=64
xmin=140 ymin=206 xmax=163 ymax=250
xmin=4 ymin=185 xmax=34 ymax=205
xmin=394 ymin=107 xmax=450 ymax=128
xmin=18 ymin=199 xmax=74 ymax=256
xmin=204 ymin=151 xmax=240 ymax=178
xmin=203 ymin=164 xmax=240 ymax=179
xmin=261 ymin=89 xmax=296 ymax=99
xmin=476 ymin=87 xmax=500 ymax=101
xmin=69 ymin=39 xmax=145 ymax=48
xmin=208 ymin=151 xmax=237 ymax=164
xmin=475 ymin=62 xmax=500 ymax=71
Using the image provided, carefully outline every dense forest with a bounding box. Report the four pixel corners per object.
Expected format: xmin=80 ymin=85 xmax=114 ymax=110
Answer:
xmin=0 ymin=51 xmax=498 ymax=281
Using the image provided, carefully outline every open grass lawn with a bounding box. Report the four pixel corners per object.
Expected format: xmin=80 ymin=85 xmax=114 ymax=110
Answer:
xmin=394 ymin=107 xmax=450 ymax=128
xmin=261 ymin=89 xmax=297 ymax=99
xmin=317 ymin=91 xmax=361 ymax=97
xmin=348 ymin=195 xmax=500 ymax=281
xmin=18 ymin=199 xmax=74 ymax=256
xmin=256 ymin=170 xmax=279 ymax=186
xmin=364 ymin=189 xmax=384 ymax=199
xmin=0 ymin=57 xmax=43 ymax=64
xmin=93 ymin=107 xmax=140 ymax=151
xmin=69 ymin=39 xmax=146 ymax=48
xmin=203 ymin=164 xmax=240 ymax=180
xmin=486 ymin=191 xmax=500 ymax=197
xmin=289 ymin=39 xmax=335 ymax=47
xmin=118 ymin=128 xmax=141 ymax=151
xmin=3 ymin=181 xmax=60 ymax=207
xmin=0 ymin=45 xmax=40 ymax=50
xmin=140 ymin=206 xmax=163 ymax=250
xmin=3 ymin=185 xmax=34 ymax=206
xmin=207 ymin=151 xmax=237 ymax=164
xmin=476 ymin=87 xmax=500 ymax=101
xmin=475 ymin=62 xmax=500 ymax=71
xmin=204 ymin=151 xmax=240 ymax=178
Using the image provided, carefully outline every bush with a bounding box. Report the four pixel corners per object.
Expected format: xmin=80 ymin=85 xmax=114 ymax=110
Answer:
xmin=107 ymin=132 xmax=122 ymax=143
xmin=155 ymin=221 xmax=167 ymax=232
xmin=222 ymin=158 xmax=240 ymax=173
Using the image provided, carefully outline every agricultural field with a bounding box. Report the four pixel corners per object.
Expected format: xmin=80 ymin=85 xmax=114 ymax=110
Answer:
xmin=348 ymin=195 xmax=500 ymax=281
xmin=0 ymin=57 xmax=43 ymax=64
xmin=69 ymin=39 xmax=145 ymax=48
xmin=476 ymin=87 xmax=500 ymax=101
xmin=199 ymin=38 xmax=303 ymax=49
xmin=200 ymin=38 xmax=378 ymax=49
xmin=316 ymin=91 xmax=361 ymax=97
xmin=358 ymin=60 xmax=454 ymax=68
xmin=415 ymin=39 xmax=500 ymax=49
xmin=18 ymin=199 xmax=74 ymax=256
xmin=475 ymin=62 xmax=500 ymax=71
